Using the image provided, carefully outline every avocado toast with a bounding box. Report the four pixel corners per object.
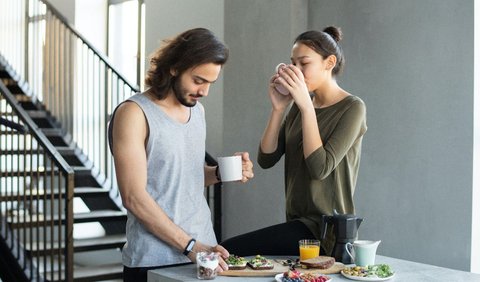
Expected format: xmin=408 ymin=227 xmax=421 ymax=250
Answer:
xmin=225 ymin=255 xmax=247 ymax=270
xmin=247 ymin=255 xmax=274 ymax=270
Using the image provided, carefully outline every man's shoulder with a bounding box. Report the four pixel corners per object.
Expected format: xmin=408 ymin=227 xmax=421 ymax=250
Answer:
xmin=112 ymin=101 xmax=148 ymax=133
xmin=116 ymin=100 xmax=144 ymax=117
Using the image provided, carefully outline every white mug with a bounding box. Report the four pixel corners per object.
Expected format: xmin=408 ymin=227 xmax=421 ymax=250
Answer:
xmin=345 ymin=240 xmax=381 ymax=267
xmin=217 ymin=155 xmax=242 ymax=182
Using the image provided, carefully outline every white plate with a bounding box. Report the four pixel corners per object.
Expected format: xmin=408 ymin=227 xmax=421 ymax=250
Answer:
xmin=340 ymin=270 xmax=395 ymax=281
xmin=274 ymin=273 xmax=332 ymax=282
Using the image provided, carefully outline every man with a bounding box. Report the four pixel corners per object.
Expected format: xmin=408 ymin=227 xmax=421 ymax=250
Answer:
xmin=108 ymin=28 xmax=254 ymax=282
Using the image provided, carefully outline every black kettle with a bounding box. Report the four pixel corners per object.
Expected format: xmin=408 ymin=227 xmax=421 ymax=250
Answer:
xmin=321 ymin=210 xmax=363 ymax=264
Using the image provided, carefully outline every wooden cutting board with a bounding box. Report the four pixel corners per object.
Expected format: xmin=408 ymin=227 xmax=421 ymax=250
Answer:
xmin=219 ymin=260 xmax=345 ymax=277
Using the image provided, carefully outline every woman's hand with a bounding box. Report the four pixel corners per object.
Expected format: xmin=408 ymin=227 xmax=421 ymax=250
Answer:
xmin=269 ymin=73 xmax=293 ymax=112
xmin=275 ymin=65 xmax=313 ymax=112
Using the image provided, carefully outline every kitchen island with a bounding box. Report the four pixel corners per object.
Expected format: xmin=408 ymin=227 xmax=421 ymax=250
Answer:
xmin=148 ymin=255 xmax=480 ymax=282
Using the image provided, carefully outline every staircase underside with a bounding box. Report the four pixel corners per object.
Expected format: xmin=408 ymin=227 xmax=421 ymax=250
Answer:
xmin=1 ymin=62 xmax=126 ymax=281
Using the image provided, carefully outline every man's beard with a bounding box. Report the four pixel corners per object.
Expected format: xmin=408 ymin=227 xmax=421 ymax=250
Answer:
xmin=172 ymin=77 xmax=196 ymax=107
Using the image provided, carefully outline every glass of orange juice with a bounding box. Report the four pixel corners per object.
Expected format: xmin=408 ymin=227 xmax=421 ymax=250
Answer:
xmin=299 ymin=239 xmax=320 ymax=261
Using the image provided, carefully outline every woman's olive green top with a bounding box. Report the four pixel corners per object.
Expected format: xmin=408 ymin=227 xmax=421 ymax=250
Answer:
xmin=258 ymin=95 xmax=367 ymax=255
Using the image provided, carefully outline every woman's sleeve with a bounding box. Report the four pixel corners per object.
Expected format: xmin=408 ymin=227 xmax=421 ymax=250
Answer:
xmin=257 ymin=120 xmax=286 ymax=169
xmin=305 ymin=100 xmax=367 ymax=180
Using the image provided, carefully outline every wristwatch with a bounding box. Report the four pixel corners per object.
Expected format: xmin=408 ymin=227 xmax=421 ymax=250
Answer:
xmin=183 ymin=238 xmax=196 ymax=256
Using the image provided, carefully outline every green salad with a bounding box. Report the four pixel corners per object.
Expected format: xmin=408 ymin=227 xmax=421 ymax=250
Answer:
xmin=365 ymin=264 xmax=394 ymax=278
xmin=342 ymin=264 xmax=394 ymax=278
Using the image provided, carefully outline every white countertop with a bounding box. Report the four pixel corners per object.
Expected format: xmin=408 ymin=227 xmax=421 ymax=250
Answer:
xmin=148 ymin=255 xmax=480 ymax=282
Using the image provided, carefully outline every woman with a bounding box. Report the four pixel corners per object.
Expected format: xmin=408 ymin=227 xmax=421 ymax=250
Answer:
xmin=221 ymin=26 xmax=367 ymax=257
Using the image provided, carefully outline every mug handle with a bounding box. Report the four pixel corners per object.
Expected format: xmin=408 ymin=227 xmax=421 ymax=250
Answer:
xmin=345 ymin=242 xmax=355 ymax=261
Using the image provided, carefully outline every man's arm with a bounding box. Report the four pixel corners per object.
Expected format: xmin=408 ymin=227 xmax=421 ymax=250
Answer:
xmin=112 ymin=102 xmax=228 ymax=264
xmin=204 ymin=165 xmax=219 ymax=187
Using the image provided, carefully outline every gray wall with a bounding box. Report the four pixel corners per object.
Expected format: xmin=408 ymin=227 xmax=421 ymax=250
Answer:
xmin=144 ymin=0 xmax=225 ymax=157
xmin=306 ymin=0 xmax=473 ymax=270
xmin=221 ymin=0 xmax=474 ymax=272
xmin=48 ymin=0 xmax=75 ymax=23
xmin=221 ymin=0 xmax=308 ymax=240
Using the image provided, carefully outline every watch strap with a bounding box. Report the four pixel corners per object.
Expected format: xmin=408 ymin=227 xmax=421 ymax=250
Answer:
xmin=183 ymin=238 xmax=196 ymax=256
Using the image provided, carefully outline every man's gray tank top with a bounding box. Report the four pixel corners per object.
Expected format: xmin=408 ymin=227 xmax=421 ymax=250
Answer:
xmin=113 ymin=93 xmax=217 ymax=267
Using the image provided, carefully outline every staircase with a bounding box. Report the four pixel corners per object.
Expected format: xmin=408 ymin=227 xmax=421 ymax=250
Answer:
xmin=0 ymin=0 xmax=135 ymax=279
xmin=0 ymin=1 xmax=222 ymax=281
xmin=1 ymin=63 xmax=126 ymax=281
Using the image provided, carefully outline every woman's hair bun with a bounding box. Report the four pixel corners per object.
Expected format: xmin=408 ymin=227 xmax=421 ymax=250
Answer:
xmin=323 ymin=26 xmax=343 ymax=42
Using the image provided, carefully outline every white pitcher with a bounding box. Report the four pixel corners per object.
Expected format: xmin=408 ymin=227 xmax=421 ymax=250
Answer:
xmin=345 ymin=240 xmax=381 ymax=266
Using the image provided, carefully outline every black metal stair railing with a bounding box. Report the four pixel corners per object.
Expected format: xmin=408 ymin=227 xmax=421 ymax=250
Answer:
xmin=0 ymin=0 xmax=139 ymax=208
xmin=1 ymin=79 xmax=75 ymax=281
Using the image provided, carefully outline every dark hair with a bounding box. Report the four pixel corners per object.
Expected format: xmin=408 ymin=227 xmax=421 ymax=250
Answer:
xmin=294 ymin=26 xmax=345 ymax=76
xmin=144 ymin=28 xmax=229 ymax=99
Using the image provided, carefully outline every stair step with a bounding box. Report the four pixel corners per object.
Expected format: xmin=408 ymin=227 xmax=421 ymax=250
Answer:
xmin=0 ymin=166 xmax=102 ymax=187
xmin=0 ymin=169 xmax=62 ymax=178
xmin=73 ymin=167 xmax=102 ymax=188
xmin=73 ymin=166 xmax=94 ymax=174
xmin=7 ymin=210 xmax=127 ymax=228
xmin=24 ymin=234 xmax=126 ymax=255
xmin=0 ymin=69 xmax=10 ymax=78
xmin=46 ymin=135 xmax=69 ymax=146
xmin=7 ymin=84 xmax=23 ymax=94
xmin=25 ymin=110 xmax=48 ymax=118
xmin=0 ymin=147 xmax=69 ymax=155
xmin=19 ymin=100 xmax=40 ymax=110
xmin=41 ymin=128 xmax=65 ymax=136
xmin=1 ymin=146 xmax=85 ymax=166
xmin=0 ymin=187 xmax=110 ymax=202
xmin=44 ymin=263 xmax=123 ymax=282
xmin=74 ymin=234 xmax=126 ymax=252
xmin=74 ymin=187 xmax=111 ymax=197
xmin=74 ymin=210 xmax=126 ymax=222
xmin=73 ymin=263 xmax=123 ymax=282
xmin=10 ymin=93 xmax=31 ymax=102
xmin=1 ymin=165 xmax=92 ymax=174
xmin=0 ymin=149 xmax=30 ymax=155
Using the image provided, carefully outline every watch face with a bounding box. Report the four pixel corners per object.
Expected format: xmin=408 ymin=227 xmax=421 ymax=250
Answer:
xmin=184 ymin=239 xmax=196 ymax=255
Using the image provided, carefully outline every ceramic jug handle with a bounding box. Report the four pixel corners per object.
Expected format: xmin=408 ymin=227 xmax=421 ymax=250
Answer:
xmin=345 ymin=242 xmax=355 ymax=261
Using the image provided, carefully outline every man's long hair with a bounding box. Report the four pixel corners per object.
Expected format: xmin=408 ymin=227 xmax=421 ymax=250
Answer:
xmin=144 ymin=28 xmax=229 ymax=99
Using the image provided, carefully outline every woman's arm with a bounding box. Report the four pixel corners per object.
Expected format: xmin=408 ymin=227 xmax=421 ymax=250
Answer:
xmin=257 ymin=73 xmax=294 ymax=168
xmin=276 ymin=65 xmax=323 ymax=158
xmin=260 ymin=108 xmax=286 ymax=153
xmin=304 ymin=100 xmax=367 ymax=179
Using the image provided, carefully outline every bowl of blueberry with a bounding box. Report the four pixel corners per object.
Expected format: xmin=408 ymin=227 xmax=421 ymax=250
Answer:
xmin=275 ymin=270 xmax=331 ymax=282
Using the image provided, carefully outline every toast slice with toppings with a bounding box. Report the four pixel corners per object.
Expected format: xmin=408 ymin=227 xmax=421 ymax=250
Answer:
xmin=225 ymin=255 xmax=247 ymax=270
xmin=247 ymin=255 xmax=274 ymax=270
